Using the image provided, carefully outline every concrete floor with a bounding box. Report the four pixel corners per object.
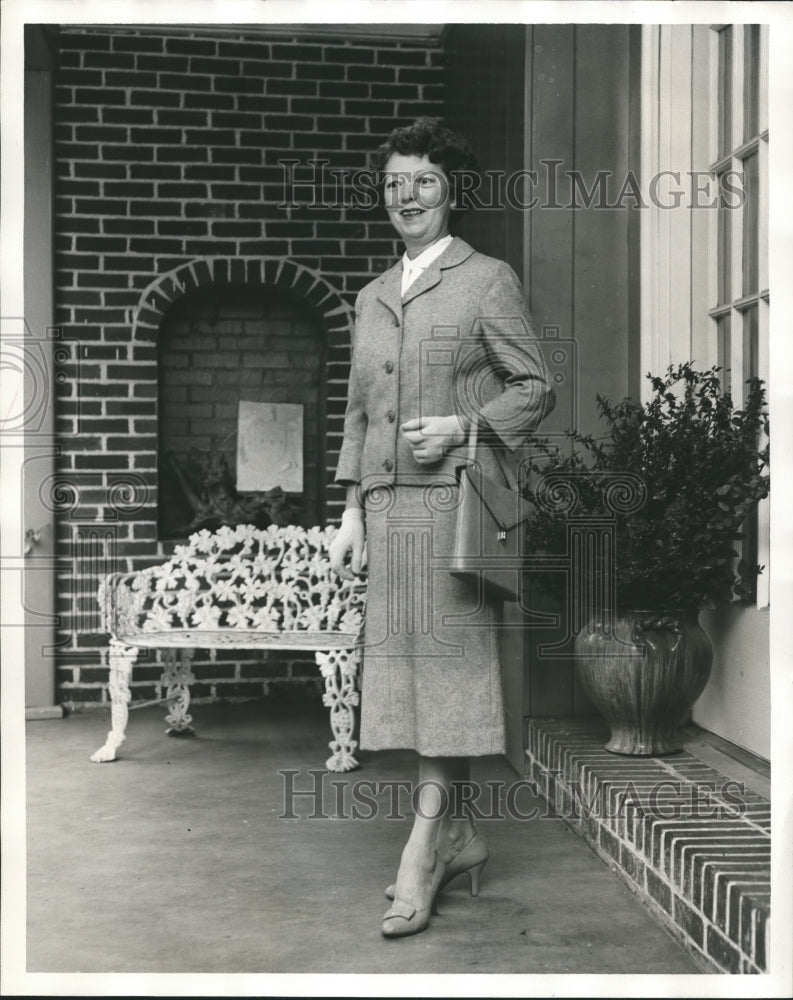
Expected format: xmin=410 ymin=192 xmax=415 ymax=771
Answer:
xmin=24 ymin=699 xmax=699 ymax=976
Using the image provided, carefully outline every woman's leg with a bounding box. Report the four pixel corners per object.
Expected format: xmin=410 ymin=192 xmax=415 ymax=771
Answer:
xmin=383 ymin=757 xmax=492 ymax=935
xmin=381 ymin=760 xmax=447 ymax=935
xmin=390 ymin=756 xmax=476 ymax=901
xmin=437 ymin=757 xmax=477 ymax=862
xmin=389 ymin=757 xmax=450 ymax=905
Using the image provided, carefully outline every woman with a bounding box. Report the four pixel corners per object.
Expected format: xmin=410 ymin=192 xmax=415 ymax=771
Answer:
xmin=329 ymin=118 xmax=554 ymax=938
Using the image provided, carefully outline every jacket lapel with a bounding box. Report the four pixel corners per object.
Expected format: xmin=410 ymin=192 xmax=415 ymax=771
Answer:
xmin=401 ymin=261 xmax=442 ymax=306
xmin=400 ymin=236 xmax=475 ymax=307
xmin=375 ymin=262 xmax=403 ymax=321
xmin=375 ymin=237 xmax=477 ymax=314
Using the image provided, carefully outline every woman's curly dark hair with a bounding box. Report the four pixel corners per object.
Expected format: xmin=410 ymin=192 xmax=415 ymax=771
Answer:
xmin=371 ymin=117 xmax=481 ymax=214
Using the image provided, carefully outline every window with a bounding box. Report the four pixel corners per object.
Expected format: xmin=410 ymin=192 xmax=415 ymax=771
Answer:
xmin=641 ymin=22 xmax=771 ymax=755
xmin=709 ymin=24 xmax=769 ymax=606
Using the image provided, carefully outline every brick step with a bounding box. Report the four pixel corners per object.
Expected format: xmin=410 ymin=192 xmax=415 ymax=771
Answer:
xmin=526 ymin=718 xmax=770 ymax=974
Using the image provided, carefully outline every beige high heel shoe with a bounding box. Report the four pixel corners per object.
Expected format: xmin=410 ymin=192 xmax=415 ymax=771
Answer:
xmin=385 ymin=831 xmax=489 ymax=901
xmin=381 ymin=851 xmax=445 ymax=939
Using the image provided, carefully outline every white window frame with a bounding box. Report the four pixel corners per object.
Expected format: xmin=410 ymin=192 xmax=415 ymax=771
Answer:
xmin=640 ymin=23 xmax=770 ymax=609
xmin=708 ymin=23 xmax=770 ymax=608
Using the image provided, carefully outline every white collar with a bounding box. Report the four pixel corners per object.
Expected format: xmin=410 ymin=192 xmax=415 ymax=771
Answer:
xmin=401 ymin=235 xmax=453 ymax=293
xmin=403 ymin=234 xmax=453 ymax=270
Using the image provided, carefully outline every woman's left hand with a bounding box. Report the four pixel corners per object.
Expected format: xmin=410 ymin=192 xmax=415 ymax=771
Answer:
xmin=400 ymin=415 xmax=468 ymax=464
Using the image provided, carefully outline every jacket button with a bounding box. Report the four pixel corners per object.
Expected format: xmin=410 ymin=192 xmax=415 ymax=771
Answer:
xmin=387 ymin=409 xmax=396 ymax=423
xmin=384 ymin=360 xmax=394 ymax=373
xmin=383 ymin=458 xmax=393 ymax=472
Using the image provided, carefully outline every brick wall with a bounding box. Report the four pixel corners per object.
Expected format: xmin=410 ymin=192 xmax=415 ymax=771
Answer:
xmin=52 ymin=26 xmax=444 ymax=709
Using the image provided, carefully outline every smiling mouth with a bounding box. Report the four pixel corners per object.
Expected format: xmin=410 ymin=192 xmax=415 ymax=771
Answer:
xmin=399 ymin=208 xmax=424 ymax=218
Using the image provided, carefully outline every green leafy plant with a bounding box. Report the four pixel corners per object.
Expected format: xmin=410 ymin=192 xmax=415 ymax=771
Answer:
xmin=524 ymin=363 xmax=769 ymax=610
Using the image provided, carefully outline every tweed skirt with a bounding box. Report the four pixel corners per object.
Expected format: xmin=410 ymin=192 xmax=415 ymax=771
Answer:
xmin=359 ymin=481 xmax=506 ymax=757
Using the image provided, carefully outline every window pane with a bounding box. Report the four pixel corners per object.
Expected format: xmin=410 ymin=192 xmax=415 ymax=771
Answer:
xmin=743 ymin=24 xmax=761 ymax=141
xmin=717 ymin=315 xmax=731 ymax=394
xmin=742 ymin=152 xmax=759 ymax=295
xmin=743 ymin=304 xmax=758 ymax=380
xmin=718 ymin=26 xmax=733 ymax=157
xmin=718 ymin=175 xmax=733 ymax=304
xmin=740 ymin=305 xmax=760 ymax=603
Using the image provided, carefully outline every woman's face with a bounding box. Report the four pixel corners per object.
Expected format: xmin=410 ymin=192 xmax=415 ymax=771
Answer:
xmin=383 ymin=152 xmax=451 ymax=256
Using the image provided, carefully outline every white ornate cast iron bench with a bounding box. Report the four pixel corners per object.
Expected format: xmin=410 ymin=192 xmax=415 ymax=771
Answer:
xmin=91 ymin=524 xmax=366 ymax=772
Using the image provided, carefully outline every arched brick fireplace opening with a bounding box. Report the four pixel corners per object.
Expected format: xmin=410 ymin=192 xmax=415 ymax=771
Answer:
xmin=158 ymin=284 xmax=327 ymax=538
xmin=133 ymin=256 xmax=354 ymax=538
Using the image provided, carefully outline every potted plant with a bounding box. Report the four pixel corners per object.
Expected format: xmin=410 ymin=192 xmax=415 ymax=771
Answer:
xmin=524 ymin=363 xmax=769 ymax=755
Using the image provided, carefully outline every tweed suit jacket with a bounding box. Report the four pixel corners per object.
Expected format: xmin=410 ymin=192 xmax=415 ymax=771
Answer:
xmin=335 ymin=237 xmax=555 ymax=492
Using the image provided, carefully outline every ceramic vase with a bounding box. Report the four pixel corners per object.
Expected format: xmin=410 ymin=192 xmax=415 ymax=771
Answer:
xmin=574 ymin=609 xmax=713 ymax=755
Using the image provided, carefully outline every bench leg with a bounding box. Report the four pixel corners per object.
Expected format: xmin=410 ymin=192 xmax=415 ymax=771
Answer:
xmin=90 ymin=642 xmax=138 ymax=762
xmin=316 ymin=647 xmax=360 ymax=772
xmin=161 ymin=648 xmax=196 ymax=736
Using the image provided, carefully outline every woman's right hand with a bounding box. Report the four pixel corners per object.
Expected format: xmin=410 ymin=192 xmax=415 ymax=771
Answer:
xmin=329 ymin=507 xmax=367 ymax=580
